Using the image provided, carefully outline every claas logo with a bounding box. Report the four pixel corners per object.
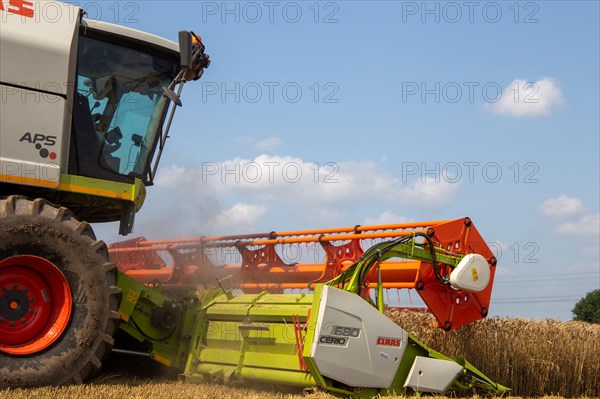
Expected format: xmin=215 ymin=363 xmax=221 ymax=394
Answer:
xmin=0 ymin=0 xmax=35 ymax=18
xmin=19 ymin=132 xmax=57 ymax=160
xmin=376 ymin=337 xmax=402 ymax=347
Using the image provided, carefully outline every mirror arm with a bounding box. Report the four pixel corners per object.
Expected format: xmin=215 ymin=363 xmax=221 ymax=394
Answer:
xmin=150 ymin=75 xmax=186 ymax=181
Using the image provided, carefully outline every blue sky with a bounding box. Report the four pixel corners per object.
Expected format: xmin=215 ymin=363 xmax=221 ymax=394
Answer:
xmin=88 ymin=1 xmax=599 ymax=321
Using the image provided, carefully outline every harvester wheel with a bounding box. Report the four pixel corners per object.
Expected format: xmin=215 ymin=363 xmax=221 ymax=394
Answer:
xmin=0 ymin=196 xmax=121 ymax=388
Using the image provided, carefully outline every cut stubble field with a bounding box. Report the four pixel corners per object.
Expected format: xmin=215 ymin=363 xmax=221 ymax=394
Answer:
xmin=2 ymin=382 xmax=598 ymax=399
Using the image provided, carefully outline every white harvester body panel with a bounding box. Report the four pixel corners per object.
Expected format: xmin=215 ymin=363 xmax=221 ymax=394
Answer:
xmin=0 ymin=88 xmax=66 ymax=187
xmin=309 ymin=286 xmax=408 ymax=388
xmin=0 ymin=1 xmax=79 ymax=187
xmin=0 ymin=1 xmax=79 ymax=96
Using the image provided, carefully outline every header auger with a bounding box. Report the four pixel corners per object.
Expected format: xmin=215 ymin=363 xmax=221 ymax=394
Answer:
xmin=109 ymin=217 xmax=497 ymax=331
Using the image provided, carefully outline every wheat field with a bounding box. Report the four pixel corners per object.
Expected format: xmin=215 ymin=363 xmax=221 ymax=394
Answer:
xmin=1 ymin=313 xmax=598 ymax=399
xmin=387 ymin=310 xmax=600 ymax=397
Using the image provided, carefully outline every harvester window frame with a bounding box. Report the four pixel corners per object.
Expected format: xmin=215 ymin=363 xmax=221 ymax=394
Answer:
xmin=69 ymin=26 xmax=180 ymax=186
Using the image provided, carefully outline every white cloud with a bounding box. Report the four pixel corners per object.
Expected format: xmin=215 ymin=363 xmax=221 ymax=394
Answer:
xmin=232 ymin=135 xmax=256 ymax=146
xmin=205 ymin=203 xmax=268 ymax=234
xmin=485 ymin=78 xmax=565 ymax=117
xmin=155 ymin=164 xmax=193 ymax=189
xmin=582 ymin=245 xmax=600 ymax=258
xmin=363 ymin=211 xmax=412 ymax=226
xmin=556 ymin=213 xmax=600 ymax=237
xmin=253 ymin=136 xmax=283 ymax=152
xmin=538 ymin=196 xmax=598 ymax=238
xmin=301 ymin=207 xmax=346 ymax=226
xmin=158 ymin=155 xmax=460 ymax=210
xmin=538 ymin=195 xmax=583 ymax=218
xmin=232 ymin=135 xmax=283 ymax=152
xmin=400 ymin=176 xmax=459 ymax=208
xmin=132 ymin=156 xmax=461 ymax=237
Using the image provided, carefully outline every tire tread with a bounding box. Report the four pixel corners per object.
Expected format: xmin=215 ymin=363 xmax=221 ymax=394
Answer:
xmin=0 ymin=195 xmax=122 ymax=388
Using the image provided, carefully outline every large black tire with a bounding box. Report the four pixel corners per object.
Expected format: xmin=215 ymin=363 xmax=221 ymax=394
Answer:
xmin=0 ymin=196 xmax=121 ymax=388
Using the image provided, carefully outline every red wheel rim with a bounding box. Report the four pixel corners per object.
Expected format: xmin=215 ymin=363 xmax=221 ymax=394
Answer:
xmin=0 ymin=255 xmax=72 ymax=355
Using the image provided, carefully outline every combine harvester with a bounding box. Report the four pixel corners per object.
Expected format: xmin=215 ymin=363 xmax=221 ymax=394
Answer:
xmin=0 ymin=1 xmax=507 ymax=396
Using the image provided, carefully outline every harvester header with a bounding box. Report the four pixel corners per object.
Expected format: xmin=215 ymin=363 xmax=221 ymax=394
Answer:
xmin=111 ymin=217 xmax=507 ymax=397
xmin=109 ymin=217 xmax=497 ymax=331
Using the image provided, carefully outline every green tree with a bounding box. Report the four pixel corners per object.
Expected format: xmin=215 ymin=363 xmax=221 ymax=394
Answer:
xmin=572 ymin=289 xmax=600 ymax=323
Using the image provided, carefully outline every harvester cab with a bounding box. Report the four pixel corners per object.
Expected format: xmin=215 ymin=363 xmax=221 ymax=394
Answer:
xmin=0 ymin=1 xmax=209 ymax=234
xmin=0 ymin=0 xmax=208 ymax=388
